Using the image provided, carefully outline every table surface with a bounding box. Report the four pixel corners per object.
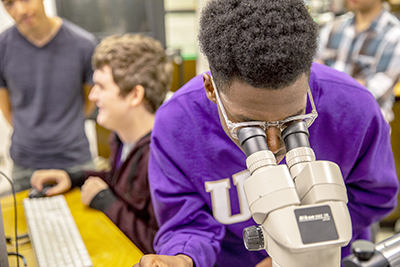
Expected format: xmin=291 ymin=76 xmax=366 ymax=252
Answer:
xmin=1 ymin=188 xmax=143 ymax=267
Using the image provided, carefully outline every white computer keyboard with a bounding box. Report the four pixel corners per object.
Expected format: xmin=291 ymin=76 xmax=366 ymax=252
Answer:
xmin=23 ymin=195 xmax=93 ymax=267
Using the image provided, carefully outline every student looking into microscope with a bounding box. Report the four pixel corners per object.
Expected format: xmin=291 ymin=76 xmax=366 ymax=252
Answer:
xmin=134 ymin=0 xmax=399 ymax=266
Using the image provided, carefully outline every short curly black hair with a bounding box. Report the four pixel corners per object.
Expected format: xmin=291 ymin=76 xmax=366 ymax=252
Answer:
xmin=198 ymin=0 xmax=318 ymax=91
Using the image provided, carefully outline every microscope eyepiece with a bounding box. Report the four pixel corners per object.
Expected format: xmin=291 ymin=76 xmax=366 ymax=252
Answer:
xmin=282 ymin=121 xmax=310 ymax=152
xmin=237 ymin=127 xmax=269 ymax=157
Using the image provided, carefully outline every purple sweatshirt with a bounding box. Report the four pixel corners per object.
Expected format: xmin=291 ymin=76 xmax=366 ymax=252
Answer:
xmin=149 ymin=63 xmax=399 ymax=267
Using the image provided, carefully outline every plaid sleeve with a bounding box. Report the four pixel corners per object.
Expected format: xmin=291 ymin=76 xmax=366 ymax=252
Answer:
xmin=366 ymin=28 xmax=400 ymax=101
xmin=316 ymin=22 xmax=333 ymax=61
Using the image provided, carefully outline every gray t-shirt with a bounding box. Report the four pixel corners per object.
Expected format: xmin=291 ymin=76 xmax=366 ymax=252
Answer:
xmin=0 ymin=20 xmax=97 ymax=169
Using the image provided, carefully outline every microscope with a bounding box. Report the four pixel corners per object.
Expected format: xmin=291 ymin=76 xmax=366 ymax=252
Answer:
xmin=342 ymin=233 xmax=400 ymax=266
xmin=238 ymin=121 xmax=352 ymax=267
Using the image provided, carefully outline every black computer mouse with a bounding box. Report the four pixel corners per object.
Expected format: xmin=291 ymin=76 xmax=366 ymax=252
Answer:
xmin=28 ymin=185 xmax=54 ymax=198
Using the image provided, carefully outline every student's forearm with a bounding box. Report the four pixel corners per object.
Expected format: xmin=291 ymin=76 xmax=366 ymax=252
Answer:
xmin=0 ymin=110 xmax=12 ymax=126
xmin=83 ymin=84 xmax=95 ymax=117
xmin=0 ymin=89 xmax=12 ymax=126
xmin=355 ymin=78 xmax=366 ymax=86
xmin=84 ymin=100 xmax=96 ymax=117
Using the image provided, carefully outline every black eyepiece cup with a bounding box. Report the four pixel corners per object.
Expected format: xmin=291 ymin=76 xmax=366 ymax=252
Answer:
xmin=281 ymin=121 xmax=310 ymax=152
xmin=237 ymin=127 xmax=269 ymax=157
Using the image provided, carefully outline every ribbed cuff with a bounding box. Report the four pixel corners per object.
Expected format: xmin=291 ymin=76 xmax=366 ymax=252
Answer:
xmin=66 ymin=170 xmax=86 ymax=188
xmin=89 ymin=188 xmax=117 ymax=212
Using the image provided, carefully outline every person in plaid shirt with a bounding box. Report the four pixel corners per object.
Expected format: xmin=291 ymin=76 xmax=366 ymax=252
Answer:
xmin=316 ymin=0 xmax=400 ymax=123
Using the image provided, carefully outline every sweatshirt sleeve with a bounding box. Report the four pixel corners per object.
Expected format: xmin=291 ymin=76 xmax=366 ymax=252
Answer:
xmin=149 ymin=112 xmax=226 ymax=267
xmin=94 ymin=148 xmax=158 ymax=255
xmin=310 ymin=73 xmax=400 ymax=258
xmin=313 ymin=84 xmax=400 ymax=258
xmin=66 ymin=169 xmax=111 ymax=188
xmin=344 ymin=113 xmax=399 ymax=250
xmin=99 ymin=190 xmax=158 ymax=254
xmin=89 ymin=188 xmax=117 ymax=211
xmin=66 ymin=170 xmax=86 ymax=188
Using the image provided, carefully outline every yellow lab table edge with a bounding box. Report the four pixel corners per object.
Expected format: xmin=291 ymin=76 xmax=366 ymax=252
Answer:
xmin=1 ymin=188 xmax=143 ymax=267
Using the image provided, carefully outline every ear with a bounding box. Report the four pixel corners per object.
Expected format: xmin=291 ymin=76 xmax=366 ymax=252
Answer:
xmin=203 ymin=73 xmax=217 ymax=104
xmin=127 ymin=85 xmax=145 ymax=107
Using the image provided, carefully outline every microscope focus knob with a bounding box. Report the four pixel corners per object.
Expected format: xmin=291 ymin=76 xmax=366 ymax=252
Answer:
xmin=243 ymin=225 xmax=265 ymax=251
xmin=351 ymin=239 xmax=375 ymax=261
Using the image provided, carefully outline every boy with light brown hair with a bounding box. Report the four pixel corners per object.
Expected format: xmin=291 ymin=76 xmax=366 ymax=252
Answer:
xmin=31 ymin=34 xmax=173 ymax=254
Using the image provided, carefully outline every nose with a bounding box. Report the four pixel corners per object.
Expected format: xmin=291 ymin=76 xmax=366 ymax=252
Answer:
xmin=265 ymin=127 xmax=285 ymax=155
xmin=88 ymin=85 xmax=99 ymax=101
xmin=14 ymin=1 xmax=28 ymax=16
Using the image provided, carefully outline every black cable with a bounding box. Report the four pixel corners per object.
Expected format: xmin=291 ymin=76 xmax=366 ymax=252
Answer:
xmin=7 ymin=252 xmax=27 ymax=267
xmin=0 ymin=171 xmax=19 ymax=267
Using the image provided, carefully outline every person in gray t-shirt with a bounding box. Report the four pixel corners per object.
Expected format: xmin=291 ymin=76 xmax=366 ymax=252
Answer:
xmin=0 ymin=0 xmax=97 ymax=192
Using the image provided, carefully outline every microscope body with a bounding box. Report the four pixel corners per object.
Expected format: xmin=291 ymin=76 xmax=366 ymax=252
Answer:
xmin=239 ymin=123 xmax=352 ymax=267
